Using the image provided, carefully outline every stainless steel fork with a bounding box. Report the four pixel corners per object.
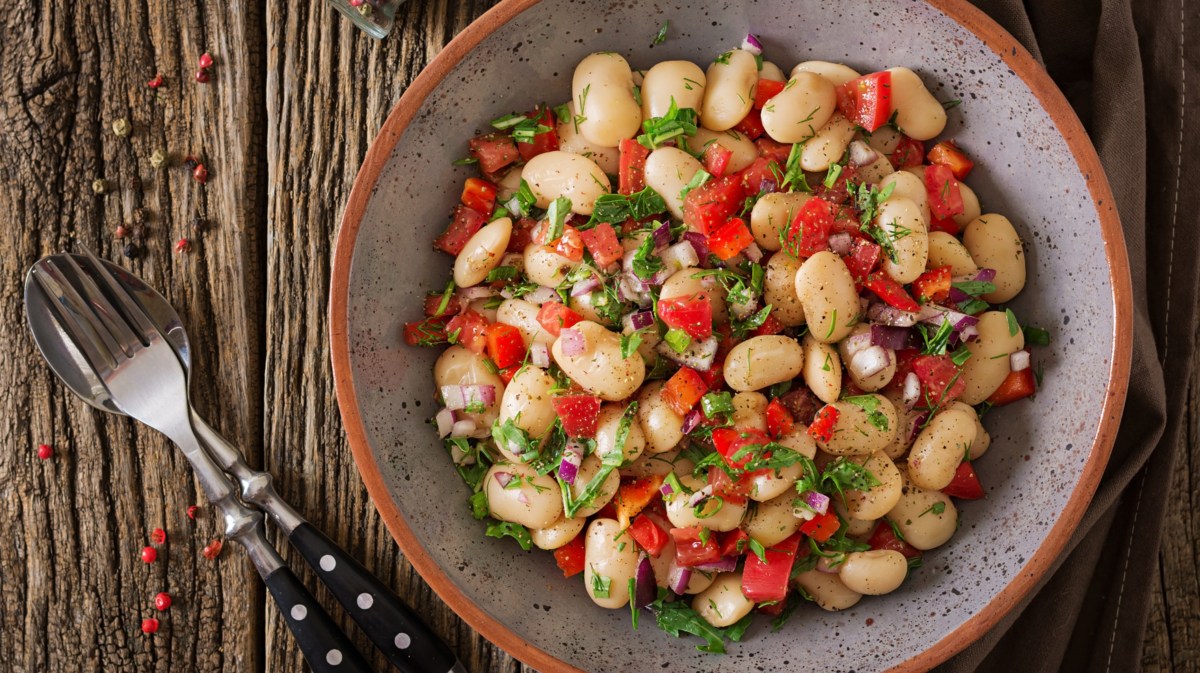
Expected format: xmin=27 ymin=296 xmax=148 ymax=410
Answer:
xmin=30 ymin=249 xmax=373 ymax=673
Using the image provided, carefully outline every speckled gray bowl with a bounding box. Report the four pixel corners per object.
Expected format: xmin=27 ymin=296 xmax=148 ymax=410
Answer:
xmin=331 ymin=1 xmax=1131 ymax=671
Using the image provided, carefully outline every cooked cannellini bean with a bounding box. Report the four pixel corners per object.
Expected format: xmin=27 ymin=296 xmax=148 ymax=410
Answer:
xmin=497 ymin=366 xmax=558 ymax=460
xmin=838 ymin=550 xmax=908 ymax=595
xmin=751 ymin=192 xmax=810 ymax=252
xmin=908 ymin=407 xmax=977 ymax=491
xmin=927 ymin=231 xmax=980 ymax=276
xmin=637 ymin=381 xmax=685 ymax=454
xmin=523 ymin=243 xmax=578 ymax=287
xmin=584 ymin=518 xmax=639 ymax=608
xmin=839 ymin=324 xmax=896 ymax=392
xmin=882 ymin=170 xmax=931 ymax=225
xmin=531 ymin=516 xmax=586 ymax=550
xmin=551 ymin=321 xmax=646 ymax=401
xmin=573 ymin=52 xmax=642 ymax=147
xmin=683 ymin=127 xmax=758 ymax=174
xmin=644 ymin=147 xmax=704 ymax=221
xmin=949 ymin=401 xmax=991 ymax=459
xmin=723 ymin=335 xmax=805 ymax=392
xmin=962 ymin=214 xmax=1026 ymax=303
xmin=843 ymin=451 xmax=903 ymax=521
xmin=888 ymin=466 xmax=958 ymax=550
xmin=790 ymin=60 xmax=862 ymax=87
xmin=485 ymin=462 xmax=563 ymax=529
xmin=595 ymin=403 xmax=647 ymax=465
xmin=759 ymin=60 xmax=787 ymax=82
xmin=800 ymin=114 xmax=856 ymax=171
xmin=955 ymin=181 xmax=983 ymax=227
xmin=641 ymin=60 xmax=706 ymax=119
xmin=874 ymin=198 xmax=929 ymax=284
xmin=764 ymin=251 xmax=807 ymax=326
xmin=960 ymin=311 xmax=1024 ymax=404
xmin=568 ymin=454 xmax=622 ymax=518
xmin=434 ymin=346 xmax=505 ymax=432
xmin=660 ymin=268 xmax=728 ymax=322
xmin=794 ymin=569 xmax=862 ymax=611
xmin=761 ymin=73 xmax=837 ymax=143
xmin=816 ymin=394 xmax=899 ymax=456
xmin=744 ymin=492 xmax=802 ymax=548
xmin=887 ymin=67 xmax=947 ymax=140
xmin=522 ymin=150 xmax=611 ymax=215
xmin=731 ymin=392 xmax=769 ymax=432
xmin=453 ymin=217 xmax=512 ymax=288
xmin=692 ymin=573 xmax=755 ymax=627
xmin=701 ymin=49 xmax=758 ymax=131
xmin=620 ymin=447 xmax=681 ymax=479
xmin=802 ymin=333 xmax=842 ymax=404
xmin=556 ymin=102 xmax=620 ymax=173
xmin=665 ymin=474 xmax=747 ymax=531
xmin=747 ymin=457 xmax=805 ymax=502
xmin=794 ymin=251 xmax=859 ymax=343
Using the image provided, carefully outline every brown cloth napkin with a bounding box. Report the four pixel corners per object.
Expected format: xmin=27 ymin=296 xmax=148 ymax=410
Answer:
xmin=935 ymin=1 xmax=1199 ymax=671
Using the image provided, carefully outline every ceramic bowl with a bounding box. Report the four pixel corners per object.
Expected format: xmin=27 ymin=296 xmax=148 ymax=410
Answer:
xmin=331 ymin=1 xmax=1131 ymax=670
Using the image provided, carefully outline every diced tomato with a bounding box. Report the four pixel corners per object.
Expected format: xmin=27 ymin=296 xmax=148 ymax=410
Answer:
xmin=912 ymin=266 xmax=952 ymax=303
xmin=661 ymin=367 xmax=708 ymax=416
xmin=552 ymin=394 xmax=602 ymax=438
xmin=815 ymin=164 xmax=858 ymax=205
xmin=485 ymin=323 xmax=526 ymax=369
xmin=741 ymin=534 xmax=802 ymax=603
xmin=754 ymin=79 xmax=787 ymax=109
xmin=707 ymin=217 xmax=754 ymax=260
xmin=497 ymin=365 xmax=518 ymax=385
xmin=927 ymin=140 xmax=975 ymax=180
xmin=754 ymin=138 xmax=792 ymax=164
xmin=942 ymin=461 xmax=985 ymax=499
xmin=867 ymin=520 xmax=922 ymax=560
xmin=670 ymin=527 xmax=722 ymax=568
xmin=843 ymin=238 xmax=883 ymax=283
xmin=799 ymin=511 xmax=840 ymax=543
xmin=780 ymin=388 xmax=821 ymax=425
xmin=912 ymin=354 xmax=967 ymax=407
xmin=554 ymin=225 xmax=585 ymax=262
xmin=863 ymin=272 xmax=920 ymax=312
xmin=433 ymin=205 xmax=486 ymax=255
xmin=535 ymin=301 xmax=583 ymax=337
xmin=468 ymin=133 xmax=520 ymax=175
xmin=782 ymin=198 xmax=836 ymax=258
xmin=703 ymin=142 xmax=734 ymax=177
xmin=718 ymin=529 xmax=751 ymax=557
xmin=553 ymin=534 xmax=587 ymax=577
xmin=829 ymin=205 xmax=863 ymax=236
xmin=618 ymin=138 xmax=651 ymax=195
xmin=986 ymin=364 xmax=1037 ymax=406
xmin=732 ymin=108 xmax=765 ymax=140
xmin=615 ymin=475 xmax=666 ymax=529
xmin=925 ymin=164 xmax=964 ymax=219
xmin=836 ymin=71 xmax=893 ymax=132
xmin=683 ymin=175 xmax=747 ymax=235
xmin=517 ymin=105 xmax=560 ymax=162
xmin=765 ymin=398 xmax=795 ymax=440
xmin=713 ymin=427 xmax=772 ymax=471
xmin=697 ymin=360 xmax=724 ymax=390
xmin=885 ymin=347 xmax=920 ymax=396
xmin=506 ymin=216 xmax=538 ymax=253
xmin=757 ymin=598 xmax=788 ymax=616
xmin=629 ymin=514 xmax=670 ymax=557
xmin=929 ymin=215 xmax=961 ymax=236
xmin=808 ymin=404 xmax=840 ymax=443
xmin=460 ymin=177 xmax=498 ymax=217
xmin=403 ymin=316 xmax=450 ymax=347
xmin=579 ymin=223 xmax=623 ymax=268
xmin=738 ymin=156 xmax=782 ymax=194
xmin=706 ymin=465 xmax=756 ymax=507
xmin=889 ymin=136 xmax=925 ymax=169
xmin=445 ymin=310 xmax=489 ymax=354
xmin=751 ymin=313 xmax=785 ymax=337
xmin=658 ymin=293 xmax=713 ymax=340
xmin=423 ymin=291 xmax=461 ymax=318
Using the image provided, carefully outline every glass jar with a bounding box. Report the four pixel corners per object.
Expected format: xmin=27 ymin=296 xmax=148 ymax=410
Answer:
xmin=328 ymin=0 xmax=403 ymax=39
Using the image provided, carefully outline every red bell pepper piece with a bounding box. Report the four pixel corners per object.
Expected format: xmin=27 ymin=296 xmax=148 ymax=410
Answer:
xmin=516 ymin=105 xmax=560 ymax=162
xmin=927 ymin=140 xmax=975 ymax=180
xmin=460 ymin=178 xmax=498 ymax=217
xmin=712 ymin=427 xmax=772 ymax=471
xmin=433 ymin=205 xmax=486 ymax=255
xmin=468 ymin=132 xmax=520 ymax=175
xmin=661 ymin=367 xmax=708 ymax=416
xmin=942 ymin=461 xmax=985 ymax=499
xmin=485 ymin=323 xmax=526 ymax=369
xmin=799 ymin=511 xmax=840 ymax=543
xmin=782 ymin=198 xmax=836 ymax=258
xmin=924 ymin=164 xmax=964 ymax=219
xmin=765 ymin=398 xmax=795 ymax=440
xmin=732 ymin=107 xmax=765 ymax=140
xmin=808 ymin=404 xmax=840 ymax=443
xmin=615 ymin=475 xmax=666 ymax=529
xmin=753 ymin=79 xmax=787 ymax=109
xmin=552 ymin=394 xmax=602 ymax=438
xmin=741 ymin=534 xmax=802 ymax=603
xmin=629 ymin=514 xmax=670 ymax=557
xmin=535 ymin=301 xmax=583 ymax=337
xmin=912 ymin=266 xmax=953 ymax=303
xmin=683 ymin=174 xmax=747 ymax=235
xmin=658 ymin=293 xmax=714 ymax=340
xmin=867 ymin=520 xmax=922 ymax=560
xmin=553 ymin=533 xmax=587 ymax=577
xmin=889 ymin=136 xmax=925 ymax=169
xmin=703 ymin=142 xmax=734 ymax=177
xmin=836 ymin=71 xmax=893 ymax=132
xmin=669 ymin=527 xmax=722 ymax=567
xmin=618 ymin=138 xmax=651 ymax=195
xmin=863 ymin=272 xmax=920 ymax=312
xmin=580 ymin=222 xmax=624 ymax=268
xmin=445 ymin=310 xmax=490 ymax=354
xmin=707 ymin=217 xmax=755 ymax=260
xmin=985 ymin=363 xmax=1037 ymax=406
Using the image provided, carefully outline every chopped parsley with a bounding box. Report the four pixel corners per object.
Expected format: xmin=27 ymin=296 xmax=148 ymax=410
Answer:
xmin=1023 ymin=324 xmax=1051 ymax=346
xmin=652 ymin=20 xmax=669 ymax=45
xmin=920 ymin=501 xmax=947 ymax=517
xmin=514 ymin=179 xmax=538 ymax=216
xmin=916 ymin=319 xmax=955 ymax=355
xmin=663 ymin=328 xmax=692 ymax=353
xmin=452 ymin=156 xmax=478 ymax=166
xmin=1005 ymin=308 xmax=1020 ymax=336
xmin=637 ymin=100 xmax=699 ymax=149
xmin=700 ymin=391 xmax=734 ymax=418
xmin=620 ymin=328 xmax=649 ymax=359
xmin=951 ymin=280 xmax=997 ymax=296
xmin=649 ymin=591 xmax=752 ymax=654
xmin=840 ymin=394 xmax=891 ymax=432
xmin=590 ymin=567 xmax=612 ymax=598
xmin=587 ymin=186 xmax=668 ymax=227
xmin=545 ymin=196 xmax=571 ymax=242
xmin=484 ymin=266 xmax=518 ymax=282
xmin=747 ymin=538 xmax=768 ymax=564
xmin=485 ymin=521 xmax=533 ymax=550
xmin=631 ymin=234 xmax=664 ymax=280
xmin=679 ymin=168 xmax=712 ymax=202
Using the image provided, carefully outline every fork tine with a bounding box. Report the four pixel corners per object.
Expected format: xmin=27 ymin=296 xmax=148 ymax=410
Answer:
xmin=58 ymin=253 xmax=145 ymax=356
xmin=31 ymin=262 xmax=121 ymax=374
xmin=76 ymin=245 xmax=163 ymax=343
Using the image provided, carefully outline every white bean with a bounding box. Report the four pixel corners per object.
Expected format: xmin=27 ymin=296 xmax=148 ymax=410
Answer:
xmin=759 ymin=60 xmax=787 ymax=82
xmin=692 ymin=573 xmax=755 ymax=627
xmin=641 ymin=60 xmax=706 ymax=119
xmin=643 ymin=147 xmax=704 ymax=221
xmin=731 ymin=392 xmax=769 ymax=432
xmin=556 ymin=102 xmax=620 ymax=173
xmin=637 ymin=381 xmax=685 ymax=454
xmin=960 ymin=311 xmax=1025 ymax=404
xmin=551 ymin=321 xmax=646 ymax=401
xmin=665 ymin=474 xmax=747 ymax=531
xmin=888 ymin=466 xmax=958 ymax=550
xmin=751 ymin=192 xmax=810 ymax=252
xmin=816 ymin=395 xmax=899 ymax=456
xmin=497 ymin=366 xmax=558 ymax=460
xmin=949 ymin=401 xmax=991 ymax=459
xmin=595 ymin=402 xmax=647 ymax=465
xmin=843 ymin=451 xmax=903 ymax=521
xmin=881 ymin=170 xmax=930 ymax=225
xmin=660 ymin=268 xmax=728 ymax=322
xmin=723 ymin=335 xmax=804 ymax=392
xmin=700 ymin=49 xmax=758 ymax=131
xmin=485 ymin=462 xmax=563 ymax=529
xmin=531 ymin=516 xmax=586 ymax=551
xmin=802 ymin=332 xmax=842 ymax=404
xmin=522 ymin=150 xmax=611 ymax=215
xmin=962 ymin=214 xmax=1026 ymax=303
xmin=433 ymin=346 xmax=505 ymax=433
xmin=761 ymin=73 xmax=837 ymax=143
xmin=794 ymin=251 xmax=859 ymax=343
xmin=573 ymin=52 xmax=642 ymax=147
xmin=908 ymin=408 xmax=977 ymax=491
xmin=620 ymin=447 xmax=681 ymax=479
xmin=865 ymin=125 xmax=902 ymax=154
xmin=569 ymin=454 xmax=621 ymax=518
xmin=744 ymin=492 xmax=802 ymax=548
xmin=839 ymin=324 xmax=896 ymax=392
xmin=927 ymin=231 xmax=979 ymax=276
xmin=763 ymin=251 xmax=806 ymax=326
xmin=955 ymin=181 xmax=983 ymax=227
xmin=747 ymin=458 xmax=804 ymax=502
xmin=584 ymin=519 xmax=640 ymax=608
xmin=453 ymin=217 xmax=512 ymax=288
xmin=684 ymin=128 xmax=758 ymax=174
xmin=523 ymin=243 xmax=577 ymax=287
xmin=874 ymin=198 xmax=929 ymax=284
xmin=887 ymin=67 xmax=947 ymax=141
xmin=794 ymin=569 xmax=862 ymax=611
xmin=790 ymin=61 xmax=862 ymax=87
xmin=800 ymin=114 xmax=856 ymax=172
xmin=838 ymin=550 xmax=908 ymax=595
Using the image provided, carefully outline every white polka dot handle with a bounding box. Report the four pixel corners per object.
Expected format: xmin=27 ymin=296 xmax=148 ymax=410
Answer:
xmin=290 ymin=523 xmax=461 ymax=673
xmin=263 ymin=566 xmax=373 ymax=673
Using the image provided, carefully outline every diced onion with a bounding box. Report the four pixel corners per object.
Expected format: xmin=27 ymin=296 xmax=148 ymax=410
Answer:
xmin=868 ymin=302 xmax=919 ymax=327
xmin=828 ymin=232 xmax=853 ymax=256
xmin=668 ymin=563 xmax=692 ymax=595
xmin=634 ymin=554 xmax=656 ymax=609
xmin=681 ymin=409 xmax=702 ymax=434
xmin=656 ymin=335 xmax=719 ymax=371
xmin=686 ymin=485 xmax=714 ymax=509
xmin=802 ymin=491 xmax=830 ymax=516
xmin=728 ymin=294 xmax=760 ymax=320
xmin=848 ymin=140 xmax=879 ymax=167
xmin=517 ymin=492 xmax=530 ymax=505
xmin=440 ymin=384 xmax=497 ymax=411
xmin=570 ymin=275 xmax=601 ymax=297
xmin=692 ymin=556 xmax=738 ymax=573
xmin=493 ymin=471 xmax=513 ymax=488
xmin=624 ymin=309 xmax=656 ymax=331
xmin=743 ymin=242 xmax=763 ymax=263
xmin=902 ymin=372 xmax=921 ymax=409
xmin=661 ymin=241 xmax=700 ymax=273
xmin=841 ymin=332 xmax=872 ymax=358
xmin=683 ymin=232 xmax=712 ymax=265
xmin=558 ymin=442 xmax=583 ymax=485
xmin=524 ymin=285 xmax=559 ymax=305
xmin=457 ymin=286 xmax=495 ymax=301
xmin=435 ymin=408 xmax=456 ymax=438
xmin=529 ymin=342 xmax=550 ymax=367
xmin=741 ymin=33 xmax=764 ymax=55
xmin=1011 ymin=350 xmax=1031 ymax=372
xmin=849 ymin=345 xmax=890 ymax=379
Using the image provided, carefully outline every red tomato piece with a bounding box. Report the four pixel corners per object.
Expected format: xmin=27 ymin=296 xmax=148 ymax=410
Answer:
xmin=737 ymin=156 xmax=781 ymax=195
xmin=517 ymin=105 xmax=560 ymax=162
xmin=712 ymin=427 xmax=772 ymax=470
xmin=468 ymin=133 xmax=520 ymax=175
xmin=765 ymin=398 xmax=795 ymax=440
xmin=445 ymin=310 xmax=490 ymax=354
xmin=704 ymin=460 xmax=752 ymax=507
xmin=942 ymin=461 xmax=985 ymax=499
xmin=732 ymin=107 xmax=765 ymax=140
xmin=506 ymin=217 xmax=538 ymax=253
xmin=552 ymin=394 xmax=602 ymax=438
xmin=753 ymin=79 xmax=787 ymax=109
xmin=829 ymin=205 xmax=863 ymax=236
xmin=835 ymin=71 xmax=893 ymax=132
xmin=927 ymin=140 xmax=975 ymax=180
xmin=658 ymin=293 xmax=714 ymax=340
xmin=497 ymin=365 xmax=518 ymax=385
xmin=985 ymin=363 xmax=1037 ymax=406
xmin=912 ymin=266 xmax=953 ymax=303
xmin=863 ymin=272 xmax=920 ymax=312
xmin=707 ymin=217 xmax=755 ymax=260
xmin=553 ymin=534 xmax=587 ymax=577
xmin=754 ymin=138 xmax=792 ymax=164
xmin=815 ymin=164 xmax=858 ymax=205
xmin=423 ymin=291 xmax=461 ymax=318
xmin=662 ymin=367 xmax=708 ymax=416
xmin=615 ymin=475 xmax=666 ymax=529
xmin=912 ymin=354 xmax=967 ymax=407
xmin=618 ymin=138 xmax=651 ymax=195
xmin=670 ymin=527 xmax=723 ymax=568
xmin=697 ymin=360 xmax=724 ymax=390
xmin=460 ymin=178 xmax=498 ymax=217
xmin=629 ymin=514 xmax=670 ymax=557
xmin=485 ymin=323 xmax=526 ymax=369
xmin=867 ymin=521 xmax=922 ymax=560
xmin=535 ymin=301 xmax=583 ymax=337
xmin=799 ymin=511 xmax=840 ymax=543
xmin=741 ymin=534 xmax=802 ymax=603
xmin=580 ymin=223 xmax=624 ymax=268
xmin=718 ymin=529 xmax=750 ymax=557
xmin=886 ymin=348 xmax=921 ymax=395
xmin=924 ymin=164 xmax=965 ymax=219
xmin=703 ymin=142 xmax=734 ymax=177
xmin=433 ymin=205 xmax=486 ymax=255
xmin=555 ymin=225 xmax=585 ymax=262
xmin=782 ymin=198 xmax=836 ymax=258
xmin=751 ymin=313 xmax=785 ymax=337
xmin=929 ymin=216 xmax=961 ymax=236
xmin=403 ymin=316 xmax=451 ymax=346
xmin=808 ymin=404 xmax=840 ymax=443
xmin=683 ymin=175 xmax=747 ymax=235
xmin=843 ymin=239 xmax=883 ymax=283
xmin=890 ymin=136 xmax=925 ymax=169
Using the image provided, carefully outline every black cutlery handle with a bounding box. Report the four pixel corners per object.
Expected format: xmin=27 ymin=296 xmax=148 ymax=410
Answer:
xmin=264 ymin=565 xmax=374 ymax=673
xmin=289 ymin=523 xmax=461 ymax=673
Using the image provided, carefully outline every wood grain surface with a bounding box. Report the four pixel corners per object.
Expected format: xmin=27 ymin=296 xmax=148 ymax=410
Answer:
xmin=0 ymin=1 xmax=1191 ymax=672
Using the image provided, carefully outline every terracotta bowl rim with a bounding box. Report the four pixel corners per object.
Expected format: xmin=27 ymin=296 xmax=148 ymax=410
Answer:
xmin=329 ymin=1 xmax=1133 ymax=670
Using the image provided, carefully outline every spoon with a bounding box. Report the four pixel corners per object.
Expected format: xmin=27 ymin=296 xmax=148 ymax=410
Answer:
xmin=26 ymin=253 xmax=465 ymax=673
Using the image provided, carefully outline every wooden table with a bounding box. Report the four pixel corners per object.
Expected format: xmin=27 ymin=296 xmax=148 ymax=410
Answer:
xmin=0 ymin=2 xmax=1193 ymax=671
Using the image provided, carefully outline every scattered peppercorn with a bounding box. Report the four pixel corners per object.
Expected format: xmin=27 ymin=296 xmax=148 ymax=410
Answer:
xmin=112 ymin=118 xmax=131 ymax=138
xmin=186 ymin=505 xmax=199 ymax=520
xmin=37 ymin=444 xmax=53 ymax=460
xmin=123 ymin=242 xmax=141 ymax=259
xmin=174 ymin=238 xmax=191 ymax=254
xmin=147 ymin=74 xmax=164 ymax=89
xmin=140 ymin=546 xmax=158 ymax=563
xmin=154 ymin=592 xmax=172 ymax=611
xmin=192 ymin=164 xmax=208 ymax=184
xmin=198 ymin=52 xmax=214 ymax=69
xmin=195 ymin=69 xmax=210 ymax=84
xmin=150 ymin=149 xmax=167 ymax=169
xmin=202 ymin=539 xmax=223 ymax=560
xmin=150 ymin=528 xmax=167 ymax=545
xmin=141 ymin=618 xmax=160 ymax=634
xmin=91 ymin=179 xmax=108 ymax=195
xmin=115 ymin=225 xmax=128 ymax=239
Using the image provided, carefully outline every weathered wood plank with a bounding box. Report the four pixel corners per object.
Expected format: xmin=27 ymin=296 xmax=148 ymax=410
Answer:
xmin=0 ymin=1 xmax=265 ymax=672
xmin=261 ymin=1 xmax=527 ymax=672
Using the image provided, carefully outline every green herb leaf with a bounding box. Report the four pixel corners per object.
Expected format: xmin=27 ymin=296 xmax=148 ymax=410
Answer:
xmin=452 ymin=156 xmax=479 ymax=166
xmin=485 ymin=521 xmax=533 ymax=550
xmin=678 ymin=168 xmax=712 ymax=202
xmin=1023 ymin=325 xmax=1051 ymax=346
xmin=823 ymin=163 xmax=843 ymax=189
xmin=650 ymin=595 xmax=734 ymax=654
xmin=515 ymin=179 xmax=538 ymax=216
xmin=587 ymin=186 xmax=668 ymax=227
xmin=490 ymin=112 xmax=527 ymax=130
xmin=469 ymin=490 xmax=488 ymax=520
xmin=621 ymin=328 xmax=647 ymax=360
xmin=700 ymin=391 xmax=734 ymax=418
xmin=637 ymin=99 xmax=699 ymax=150
xmin=920 ymin=501 xmax=947 ymax=517
xmin=840 ymin=394 xmax=890 ymax=432
xmin=590 ymin=567 xmax=612 ymax=598
xmin=747 ymin=538 xmax=768 ymax=564
xmin=652 ymin=20 xmax=669 ymax=45
xmin=1005 ymin=308 xmax=1019 ymax=336
xmin=951 ymin=280 xmax=997 ymax=296
xmin=484 ymin=266 xmax=518 ymax=282
xmin=546 ymin=196 xmax=572 ymax=242
xmin=663 ymin=328 xmax=691 ymax=354
xmin=631 ymin=233 xmax=665 ymax=281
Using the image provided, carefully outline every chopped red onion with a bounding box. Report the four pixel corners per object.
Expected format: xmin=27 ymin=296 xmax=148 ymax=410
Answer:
xmin=559 ymin=328 xmax=587 ymax=356
xmin=624 ymin=309 xmax=656 ymax=331
xmin=816 ymin=557 xmax=841 ymax=574
xmin=848 ymin=140 xmax=879 ymax=167
xmin=618 ymin=273 xmax=653 ymax=307
xmin=558 ymin=441 xmax=583 ymax=484
xmin=668 ymin=563 xmax=692 ymax=595
xmin=802 ymin=491 xmax=830 ymax=516
xmin=652 ymin=221 xmax=673 ymax=250
xmin=570 ymin=275 xmax=601 ymax=297
xmin=741 ymin=33 xmax=764 ymax=55
xmin=635 ymin=554 xmax=656 ymax=608
xmin=902 ymin=372 xmax=921 ymax=409
xmin=529 ymin=342 xmax=550 ymax=368
xmin=656 ymin=335 xmax=719 ymax=371
xmin=728 ymin=294 xmax=760 ymax=320
xmin=849 ymin=345 xmax=890 ymax=379
xmin=683 ymin=232 xmax=712 ymax=264
xmin=828 ymin=232 xmax=853 ymax=256
xmin=918 ymin=304 xmax=979 ymax=332
xmin=909 ymin=412 xmax=930 ymax=442
xmin=435 ymin=408 xmax=456 ymax=438
xmin=457 ymin=286 xmax=495 ymax=301
xmin=868 ymin=302 xmax=919 ymax=327
xmin=692 ymin=556 xmax=739 ymax=573
xmin=1011 ymin=350 xmax=1031 ymax=372
xmin=494 ymin=471 xmax=513 ymax=488
xmin=686 ymin=485 xmax=714 ymax=509
xmin=743 ymin=242 xmax=763 ymax=263
xmin=450 ymin=419 xmax=478 ymax=438
xmin=870 ymin=324 xmax=911 ymax=350
xmin=661 ymin=241 xmax=700 ymax=272
xmin=960 ymin=324 xmax=980 ymax=341
xmin=841 ymin=332 xmax=872 ymax=358
xmin=660 ymin=481 xmax=674 ymax=497
xmin=517 ymin=492 xmax=530 ymax=505
xmin=440 ymin=384 xmax=497 ymax=411
xmin=952 ymin=268 xmax=997 ymax=284
xmin=681 ymin=409 xmax=702 ymax=434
